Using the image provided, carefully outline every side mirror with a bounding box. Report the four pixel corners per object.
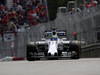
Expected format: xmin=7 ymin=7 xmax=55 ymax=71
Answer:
xmin=62 ymin=38 xmax=67 ymax=41
xmin=41 ymin=38 xmax=46 ymax=41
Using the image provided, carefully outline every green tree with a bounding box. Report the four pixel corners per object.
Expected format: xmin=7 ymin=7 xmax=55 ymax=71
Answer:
xmin=47 ymin=0 xmax=58 ymax=21
xmin=47 ymin=0 xmax=84 ymax=21
xmin=47 ymin=0 xmax=69 ymax=20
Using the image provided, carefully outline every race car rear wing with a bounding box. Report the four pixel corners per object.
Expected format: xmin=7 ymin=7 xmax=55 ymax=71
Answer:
xmin=45 ymin=30 xmax=66 ymax=37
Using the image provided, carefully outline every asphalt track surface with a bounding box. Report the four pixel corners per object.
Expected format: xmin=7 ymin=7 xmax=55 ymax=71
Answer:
xmin=0 ymin=58 xmax=100 ymax=75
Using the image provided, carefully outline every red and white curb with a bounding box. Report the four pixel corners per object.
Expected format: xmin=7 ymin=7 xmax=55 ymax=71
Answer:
xmin=0 ymin=56 xmax=24 ymax=61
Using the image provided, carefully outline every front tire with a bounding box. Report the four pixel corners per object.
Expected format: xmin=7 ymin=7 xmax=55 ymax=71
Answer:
xmin=26 ymin=42 xmax=37 ymax=61
xmin=70 ymin=41 xmax=81 ymax=59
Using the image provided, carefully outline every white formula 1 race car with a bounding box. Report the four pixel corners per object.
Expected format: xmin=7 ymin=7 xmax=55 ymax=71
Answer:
xmin=26 ymin=28 xmax=81 ymax=61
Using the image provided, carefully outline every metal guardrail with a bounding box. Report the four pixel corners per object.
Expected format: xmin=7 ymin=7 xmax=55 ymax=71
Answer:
xmin=81 ymin=43 xmax=100 ymax=58
xmin=81 ymin=43 xmax=100 ymax=52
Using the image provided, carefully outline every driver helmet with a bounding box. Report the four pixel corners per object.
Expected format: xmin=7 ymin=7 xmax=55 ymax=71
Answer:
xmin=52 ymin=35 xmax=57 ymax=40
